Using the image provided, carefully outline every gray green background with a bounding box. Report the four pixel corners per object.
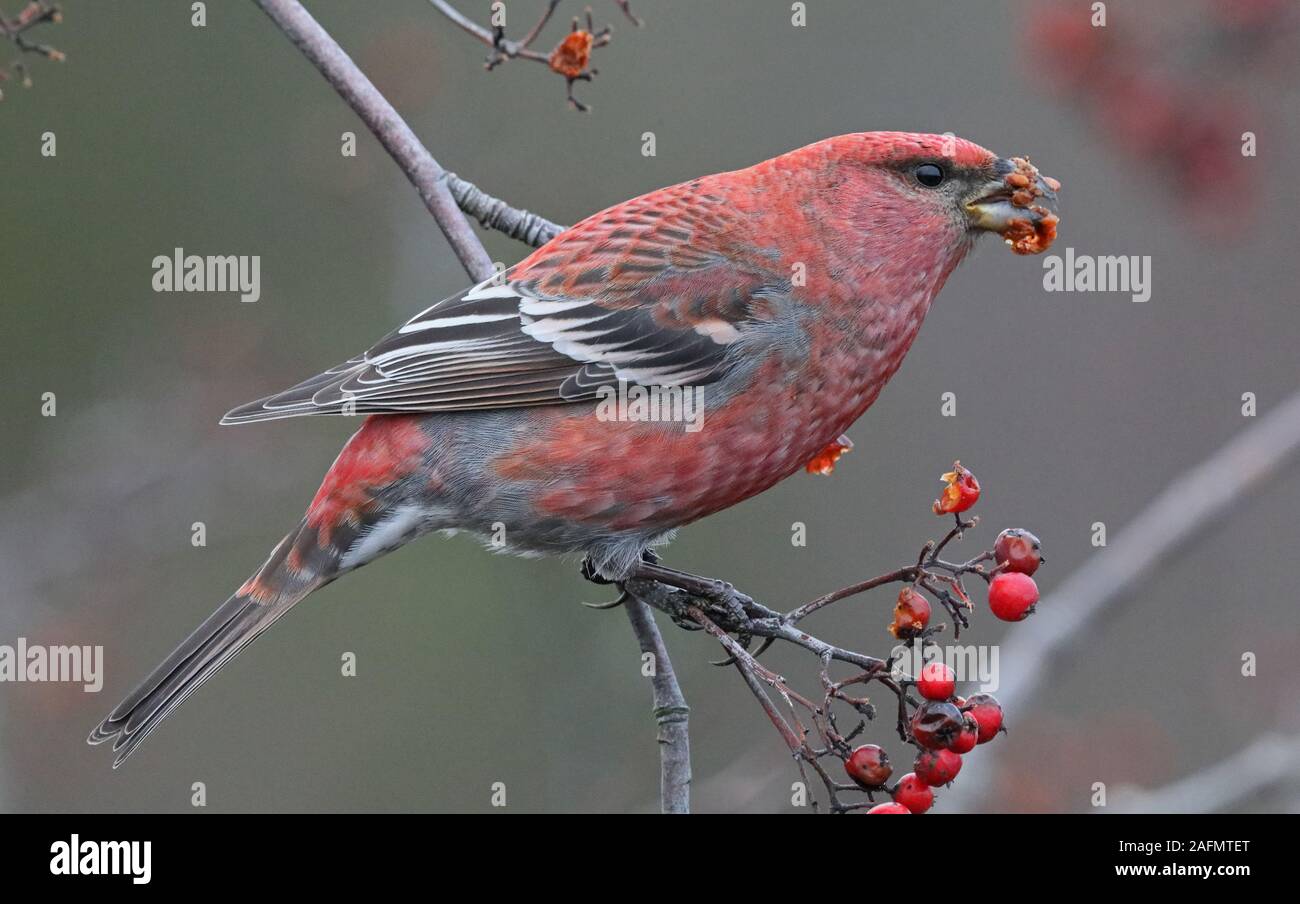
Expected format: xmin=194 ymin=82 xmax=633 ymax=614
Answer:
xmin=2 ymin=0 xmax=1298 ymax=812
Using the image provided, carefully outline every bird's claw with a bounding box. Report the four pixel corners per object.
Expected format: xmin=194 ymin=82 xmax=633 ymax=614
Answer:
xmin=581 ymin=591 xmax=628 ymax=610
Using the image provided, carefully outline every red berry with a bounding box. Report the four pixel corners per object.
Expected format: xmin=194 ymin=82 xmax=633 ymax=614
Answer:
xmin=844 ymin=744 xmax=893 ymax=789
xmin=917 ymin=661 xmax=956 ymax=701
xmin=910 ymin=700 xmax=964 ymax=750
xmin=963 ymin=693 xmax=1005 ymax=744
xmin=933 ymin=461 xmax=980 ymax=515
xmin=914 ymin=748 xmax=963 ymax=787
xmin=892 ymin=773 xmax=934 ymax=814
xmin=947 ymin=712 xmax=979 ymax=754
xmin=889 ymin=586 xmax=931 ymax=639
xmin=994 ymin=528 xmax=1044 ymax=576
xmin=988 ymin=572 xmax=1039 ymax=621
xmin=866 ymin=802 xmax=911 ymax=814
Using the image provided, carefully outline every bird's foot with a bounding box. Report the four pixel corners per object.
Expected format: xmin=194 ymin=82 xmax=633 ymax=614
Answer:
xmin=580 ymin=548 xmax=660 ymax=585
xmin=624 ymin=558 xmax=781 ymax=629
xmin=579 ymin=550 xmax=664 ymax=610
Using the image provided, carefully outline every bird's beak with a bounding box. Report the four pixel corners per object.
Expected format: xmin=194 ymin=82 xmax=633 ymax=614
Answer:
xmin=965 ymin=156 xmax=1060 ymax=255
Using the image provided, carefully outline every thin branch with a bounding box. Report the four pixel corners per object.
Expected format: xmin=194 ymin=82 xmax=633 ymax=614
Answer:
xmin=614 ymin=0 xmax=644 ymax=28
xmin=445 ymin=171 xmax=564 ymax=248
xmin=426 ymin=0 xmax=494 ymax=44
xmin=253 ymin=0 xmax=495 ymax=282
xmin=427 ymin=0 xmax=551 ymax=66
xmin=621 ymin=569 xmax=917 ymax=814
xmin=257 ymin=1 xmax=564 ymax=256
xmin=517 ymin=0 xmax=561 ymax=49
xmin=0 ymin=0 xmax=63 ymax=99
xmin=947 ymin=385 xmax=1300 ymax=812
xmin=0 ymin=1 xmax=62 ymax=53
xmin=623 ymin=596 xmax=691 ymax=813
xmin=429 ymin=0 xmax=641 ymax=110
xmin=785 ymin=567 xmax=915 ymax=625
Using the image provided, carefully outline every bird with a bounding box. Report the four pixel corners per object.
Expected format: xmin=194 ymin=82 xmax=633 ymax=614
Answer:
xmin=89 ymin=131 xmax=1059 ymax=767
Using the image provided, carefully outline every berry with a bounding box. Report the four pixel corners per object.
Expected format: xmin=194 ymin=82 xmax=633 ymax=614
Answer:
xmin=892 ymin=773 xmax=934 ymax=814
xmin=994 ymin=528 xmax=1044 ymax=576
xmin=805 ymin=434 xmax=853 ymax=475
xmin=988 ymin=572 xmax=1039 ymax=621
xmin=866 ymin=802 xmax=911 ymax=814
xmin=914 ymin=748 xmax=963 ymax=787
xmin=963 ymin=693 xmax=1005 ymax=744
xmin=917 ymin=661 xmax=956 ymax=701
xmin=844 ymin=744 xmax=893 ymax=789
xmin=910 ymin=700 xmax=964 ymax=750
xmin=933 ymin=461 xmax=980 ymax=515
xmin=889 ymin=586 xmax=932 ymax=639
xmin=948 ymin=712 xmax=979 ymax=754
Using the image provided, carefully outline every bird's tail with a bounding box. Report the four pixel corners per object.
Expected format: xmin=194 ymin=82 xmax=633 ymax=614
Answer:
xmin=88 ymin=520 xmax=334 ymax=768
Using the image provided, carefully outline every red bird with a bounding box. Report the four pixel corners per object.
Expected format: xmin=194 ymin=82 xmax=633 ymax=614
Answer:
xmin=89 ymin=132 xmax=1058 ymax=766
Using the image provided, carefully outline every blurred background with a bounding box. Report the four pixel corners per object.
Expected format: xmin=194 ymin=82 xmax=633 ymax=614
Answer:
xmin=2 ymin=0 xmax=1298 ymax=813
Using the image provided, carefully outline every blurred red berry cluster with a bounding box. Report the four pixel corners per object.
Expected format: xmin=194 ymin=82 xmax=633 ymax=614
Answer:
xmin=1023 ymin=0 xmax=1298 ymax=232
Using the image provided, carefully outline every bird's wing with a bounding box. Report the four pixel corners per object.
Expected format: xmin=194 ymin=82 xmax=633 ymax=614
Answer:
xmin=222 ymin=184 xmax=784 ymax=424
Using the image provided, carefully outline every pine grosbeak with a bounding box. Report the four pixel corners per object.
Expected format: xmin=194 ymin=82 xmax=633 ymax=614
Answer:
xmin=90 ymin=132 xmax=1059 ymax=765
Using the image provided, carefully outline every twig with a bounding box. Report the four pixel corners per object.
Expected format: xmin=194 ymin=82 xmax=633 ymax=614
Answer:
xmin=622 ymin=573 xmax=915 ymax=813
xmin=253 ymin=0 xmax=495 ymax=282
xmin=427 ymin=0 xmax=556 ymax=67
xmin=429 ymin=0 xmax=640 ymax=110
xmin=445 ymin=171 xmax=564 ymax=248
xmin=517 ymin=0 xmax=561 ymax=51
xmin=623 ymin=596 xmax=691 ymax=813
xmin=0 ymin=1 xmax=63 ymax=99
xmin=785 ymin=567 xmax=915 ymax=624
xmin=0 ymin=1 xmax=61 ymax=53
xmin=947 ymin=385 xmax=1300 ymax=812
xmin=614 ymin=0 xmax=643 ymax=28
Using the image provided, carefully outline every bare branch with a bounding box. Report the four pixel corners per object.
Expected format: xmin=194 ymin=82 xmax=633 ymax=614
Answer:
xmin=947 ymin=385 xmax=1300 ymax=812
xmin=426 ymin=0 xmax=495 ymax=46
xmin=517 ymin=0 xmax=562 ymax=49
xmin=429 ymin=0 xmax=641 ymax=110
xmin=615 ymin=0 xmax=644 ymax=28
xmin=427 ymin=0 xmax=553 ymax=67
xmin=622 ymin=596 xmax=691 ymax=813
xmin=785 ymin=567 xmax=915 ymax=625
xmin=445 ymin=171 xmax=564 ymax=248
xmin=622 ymin=552 xmax=933 ymax=814
xmin=0 ymin=1 xmax=64 ymax=99
xmin=253 ymin=0 xmax=495 ymax=282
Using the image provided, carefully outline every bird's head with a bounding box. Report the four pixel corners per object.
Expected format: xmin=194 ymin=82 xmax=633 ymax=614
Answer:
xmin=814 ymin=131 xmax=1061 ymax=260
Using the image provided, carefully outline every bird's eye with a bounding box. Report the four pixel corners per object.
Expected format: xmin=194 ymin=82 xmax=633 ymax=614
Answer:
xmin=914 ymin=163 xmax=945 ymax=188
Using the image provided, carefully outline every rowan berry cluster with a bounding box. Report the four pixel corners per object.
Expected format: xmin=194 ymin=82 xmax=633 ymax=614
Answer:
xmin=625 ymin=457 xmax=1047 ymax=814
xmin=838 ymin=462 xmax=1044 ymax=813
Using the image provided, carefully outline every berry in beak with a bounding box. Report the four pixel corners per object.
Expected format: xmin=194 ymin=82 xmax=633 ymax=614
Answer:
xmin=966 ymin=156 xmax=1061 ymax=254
